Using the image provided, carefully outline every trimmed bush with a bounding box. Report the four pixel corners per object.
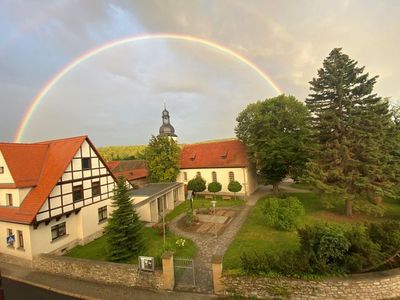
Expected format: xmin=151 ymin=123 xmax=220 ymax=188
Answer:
xmin=262 ymin=197 xmax=305 ymax=231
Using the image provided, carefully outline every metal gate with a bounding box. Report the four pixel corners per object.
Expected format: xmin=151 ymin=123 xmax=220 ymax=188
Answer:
xmin=174 ymin=257 xmax=196 ymax=289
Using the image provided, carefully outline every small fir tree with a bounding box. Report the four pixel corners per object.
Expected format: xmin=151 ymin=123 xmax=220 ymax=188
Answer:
xmin=105 ymin=178 xmax=145 ymax=262
xmin=228 ymin=180 xmax=242 ymax=199
xmin=207 ymin=182 xmax=222 ymax=199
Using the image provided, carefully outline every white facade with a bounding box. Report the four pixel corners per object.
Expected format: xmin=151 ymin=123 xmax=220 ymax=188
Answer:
xmin=0 ymin=139 xmax=116 ymax=260
xmin=178 ymin=166 xmax=257 ymax=196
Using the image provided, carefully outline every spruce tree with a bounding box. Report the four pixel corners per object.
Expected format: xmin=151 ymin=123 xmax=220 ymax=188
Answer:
xmin=105 ymin=178 xmax=145 ymax=262
xmin=306 ymin=48 xmax=393 ymax=216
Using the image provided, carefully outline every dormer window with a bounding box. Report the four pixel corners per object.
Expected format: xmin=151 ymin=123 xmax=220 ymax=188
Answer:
xmin=0 ymin=166 xmax=4 ymax=174
xmin=221 ymin=151 xmax=228 ymax=159
xmin=190 ymin=153 xmax=196 ymax=161
xmin=82 ymin=158 xmax=91 ymax=170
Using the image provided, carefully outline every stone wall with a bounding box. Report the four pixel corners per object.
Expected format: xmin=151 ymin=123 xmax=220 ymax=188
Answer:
xmin=32 ymin=254 xmax=163 ymax=289
xmin=222 ymin=268 xmax=400 ymax=299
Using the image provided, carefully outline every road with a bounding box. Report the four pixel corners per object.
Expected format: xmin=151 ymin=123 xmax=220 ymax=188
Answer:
xmin=1 ymin=278 xmax=78 ymax=300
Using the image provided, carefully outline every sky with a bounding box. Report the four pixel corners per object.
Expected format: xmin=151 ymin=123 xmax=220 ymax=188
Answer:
xmin=1 ymin=0 xmax=400 ymax=146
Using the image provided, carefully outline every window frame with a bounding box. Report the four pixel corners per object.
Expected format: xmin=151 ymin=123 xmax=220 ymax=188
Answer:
xmin=212 ymin=171 xmax=217 ymax=183
xmin=92 ymin=181 xmax=101 ymax=196
xmin=183 ymin=172 xmax=187 ymax=181
xmin=229 ymin=171 xmax=235 ymax=182
xmin=51 ymin=222 xmax=66 ymax=241
xmin=72 ymin=185 xmax=84 ymax=202
xmin=81 ymin=158 xmax=91 ymax=170
xmin=98 ymin=206 xmax=107 ymax=223
xmin=17 ymin=230 xmax=24 ymax=249
xmin=6 ymin=193 xmax=13 ymax=206
xmin=0 ymin=166 xmax=4 ymax=174
xmin=196 ymin=172 xmax=201 ymax=178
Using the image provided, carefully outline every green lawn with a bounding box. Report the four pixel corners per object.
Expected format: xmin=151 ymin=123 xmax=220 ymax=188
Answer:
xmin=223 ymin=192 xmax=400 ymax=271
xmin=165 ymin=196 xmax=245 ymax=222
xmin=65 ymin=227 xmax=197 ymax=265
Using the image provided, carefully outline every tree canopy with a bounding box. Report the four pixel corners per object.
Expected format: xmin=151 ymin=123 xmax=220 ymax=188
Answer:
xmin=235 ymin=94 xmax=311 ymax=193
xmin=188 ymin=176 xmax=206 ymax=196
xmin=305 ymin=48 xmax=394 ymax=216
xmin=145 ymin=135 xmax=180 ymax=183
xmin=105 ymin=178 xmax=145 ymax=262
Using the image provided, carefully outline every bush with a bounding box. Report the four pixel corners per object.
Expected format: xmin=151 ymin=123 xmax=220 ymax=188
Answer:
xmin=188 ymin=176 xmax=206 ymax=196
xmin=298 ymin=223 xmax=350 ymax=273
xmin=207 ymin=182 xmax=222 ymax=197
xmin=262 ymin=197 xmax=305 ymax=231
xmin=184 ymin=208 xmax=197 ymax=227
xmin=228 ymin=181 xmax=242 ymax=199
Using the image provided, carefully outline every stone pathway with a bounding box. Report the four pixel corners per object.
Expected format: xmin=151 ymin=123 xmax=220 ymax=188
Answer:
xmin=169 ymin=186 xmax=270 ymax=294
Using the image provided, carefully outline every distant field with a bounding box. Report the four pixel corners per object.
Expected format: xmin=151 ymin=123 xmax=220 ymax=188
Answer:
xmin=98 ymin=145 xmax=147 ymax=161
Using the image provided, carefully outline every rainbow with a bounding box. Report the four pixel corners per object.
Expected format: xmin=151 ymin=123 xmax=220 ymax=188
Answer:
xmin=14 ymin=33 xmax=283 ymax=142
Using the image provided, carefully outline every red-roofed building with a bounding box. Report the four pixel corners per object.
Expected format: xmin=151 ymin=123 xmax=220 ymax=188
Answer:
xmin=178 ymin=139 xmax=257 ymax=196
xmin=107 ymin=160 xmax=148 ymax=189
xmin=0 ymin=136 xmax=118 ymax=260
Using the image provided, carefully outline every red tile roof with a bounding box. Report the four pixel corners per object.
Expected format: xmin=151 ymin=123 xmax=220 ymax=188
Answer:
xmin=180 ymin=140 xmax=249 ymax=169
xmin=0 ymin=136 xmax=88 ymax=224
xmin=107 ymin=160 xmax=148 ymax=181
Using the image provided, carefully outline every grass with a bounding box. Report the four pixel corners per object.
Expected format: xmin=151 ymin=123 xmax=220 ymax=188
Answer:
xmin=223 ymin=192 xmax=400 ymax=271
xmin=165 ymin=196 xmax=245 ymax=222
xmin=65 ymin=226 xmax=197 ymax=265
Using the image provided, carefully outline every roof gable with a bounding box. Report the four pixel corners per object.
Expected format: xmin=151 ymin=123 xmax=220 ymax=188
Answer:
xmin=180 ymin=140 xmax=249 ymax=169
xmin=0 ymin=136 xmax=87 ymax=224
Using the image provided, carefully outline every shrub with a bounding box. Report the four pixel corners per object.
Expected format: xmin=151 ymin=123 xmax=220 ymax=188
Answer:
xmin=298 ymin=223 xmax=350 ymax=273
xmin=188 ymin=176 xmax=206 ymax=196
xmin=228 ymin=180 xmax=242 ymax=199
xmin=262 ymin=197 xmax=305 ymax=231
xmin=207 ymin=182 xmax=222 ymax=198
xmin=184 ymin=208 xmax=197 ymax=227
xmin=367 ymin=220 xmax=400 ymax=254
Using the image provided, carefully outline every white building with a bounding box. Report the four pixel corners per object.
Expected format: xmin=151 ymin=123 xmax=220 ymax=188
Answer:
xmin=0 ymin=136 xmax=117 ymax=260
xmin=130 ymin=182 xmax=185 ymax=223
xmin=178 ymin=140 xmax=258 ymax=197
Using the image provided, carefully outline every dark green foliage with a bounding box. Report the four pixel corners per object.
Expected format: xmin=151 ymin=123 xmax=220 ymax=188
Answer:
xmin=240 ymin=221 xmax=400 ymax=276
xmin=298 ymin=223 xmax=350 ymax=273
xmin=305 ymin=48 xmax=394 ymax=216
xmin=228 ymin=180 xmax=242 ymax=199
xmin=235 ymin=94 xmax=311 ymax=193
xmin=262 ymin=197 xmax=305 ymax=231
xmin=187 ymin=176 xmax=206 ymax=196
xmin=145 ymin=135 xmax=180 ymax=183
xmin=105 ymin=179 xmax=145 ymax=262
xmin=208 ymin=182 xmax=222 ymax=194
xmin=98 ymin=145 xmax=147 ymax=161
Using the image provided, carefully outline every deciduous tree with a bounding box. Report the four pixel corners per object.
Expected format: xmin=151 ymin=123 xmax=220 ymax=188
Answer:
xmin=235 ymin=94 xmax=311 ymax=194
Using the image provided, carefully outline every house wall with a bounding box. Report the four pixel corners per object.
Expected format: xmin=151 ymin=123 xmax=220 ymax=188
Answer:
xmin=178 ymin=167 xmax=255 ymax=196
xmin=0 ymin=221 xmax=32 ymax=260
xmin=0 ymin=151 xmax=14 ymax=184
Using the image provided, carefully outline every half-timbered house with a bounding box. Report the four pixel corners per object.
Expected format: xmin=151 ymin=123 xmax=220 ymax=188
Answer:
xmin=0 ymin=136 xmax=117 ymax=260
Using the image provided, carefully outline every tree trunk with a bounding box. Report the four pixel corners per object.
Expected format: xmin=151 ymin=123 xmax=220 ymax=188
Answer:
xmin=345 ymin=199 xmax=353 ymax=217
xmin=272 ymin=183 xmax=280 ymax=195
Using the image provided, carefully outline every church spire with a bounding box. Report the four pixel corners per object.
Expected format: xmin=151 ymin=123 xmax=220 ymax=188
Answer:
xmin=159 ymin=102 xmax=177 ymax=140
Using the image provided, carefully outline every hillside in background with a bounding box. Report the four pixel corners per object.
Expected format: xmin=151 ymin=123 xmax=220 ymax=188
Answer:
xmin=98 ymin=145 xmax=147 ymax=161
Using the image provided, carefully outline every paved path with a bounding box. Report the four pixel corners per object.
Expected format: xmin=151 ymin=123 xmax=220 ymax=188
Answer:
xmin=169 ymin=186 xmax=270 ymax=294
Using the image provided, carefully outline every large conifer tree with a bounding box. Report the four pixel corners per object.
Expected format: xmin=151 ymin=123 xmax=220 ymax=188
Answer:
xmin=105 ymin=178 xmax=145 ymax=262
xmin=306 ymin=48 xmax=393 ymax=216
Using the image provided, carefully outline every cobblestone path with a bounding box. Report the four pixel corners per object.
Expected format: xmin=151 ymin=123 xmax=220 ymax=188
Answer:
xmin=169 ymin=186 xmax=270 ymax=294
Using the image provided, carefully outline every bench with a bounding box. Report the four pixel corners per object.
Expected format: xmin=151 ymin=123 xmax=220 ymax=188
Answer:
xmin=205 ymin=195 xmax=213 ymax=200
xmin=222 ymin=195 xmax=231 ymax=200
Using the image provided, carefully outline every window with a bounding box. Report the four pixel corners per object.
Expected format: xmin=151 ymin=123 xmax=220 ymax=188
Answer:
xmin=92 ymin=181 xmax=100 ymax=196
xmin=212 ymin=171 xmax=217 ymax=183
xmin=0 ymin=166 xmax=4 ymax=174
xmin=6 ymin=194 xmax=13 ymax=206
xmin=51 ymin=222 xmax=66 ymax=240
xmin=17 ymin=230 xmax=24 ymax=249
xmin=98 ymin=206 xmax=107 ymax=223
xmin=82 ymin=158 xmax=91 ymax=170
xmin=6 ymin=229 xmax=14 ymax=246
xmin=196 ymin=172 xmax=201 ymax=178
xmin=183 ymin=172 xmax=187 ymax=181
xmin=229 ymin=171 xmax=235 ymax=182
xmin=73 ymin=185 xmax=83 ymax=202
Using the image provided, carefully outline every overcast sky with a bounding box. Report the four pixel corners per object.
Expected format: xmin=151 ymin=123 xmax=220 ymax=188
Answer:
xmin=1 ymin=0 xmax=400 ymax=146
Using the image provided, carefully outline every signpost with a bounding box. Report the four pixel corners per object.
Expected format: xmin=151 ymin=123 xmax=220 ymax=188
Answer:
xmin=6 ymin=234 xmax=15 ymax=246
xmin=138 ymin=256 xmax=155 ymax=272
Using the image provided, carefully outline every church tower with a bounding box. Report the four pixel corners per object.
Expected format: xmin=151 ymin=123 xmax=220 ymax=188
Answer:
xmin=159 ymin=103 xmax=178 ymax=141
